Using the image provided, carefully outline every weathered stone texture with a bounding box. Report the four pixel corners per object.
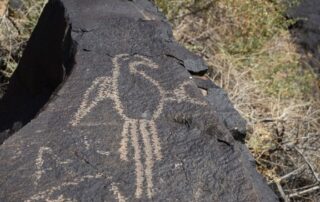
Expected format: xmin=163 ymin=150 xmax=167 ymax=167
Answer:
xmin=0 ymin=0 xmax=277 ymax=201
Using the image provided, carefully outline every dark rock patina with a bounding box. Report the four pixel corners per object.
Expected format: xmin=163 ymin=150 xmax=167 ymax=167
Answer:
xmin=0 ymin=0 xmax=277 ymax=201
xmin=193 ymin=76 xmax=247 ymax=142
xmin=288 ymin=0 xmax=320 ymax=75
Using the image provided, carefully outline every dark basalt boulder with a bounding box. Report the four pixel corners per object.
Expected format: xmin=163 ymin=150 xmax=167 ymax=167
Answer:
xmin=0 ymin=0 xmax=278 ymax=201
xmin=287 ymin=0 xmax=320 ymax=75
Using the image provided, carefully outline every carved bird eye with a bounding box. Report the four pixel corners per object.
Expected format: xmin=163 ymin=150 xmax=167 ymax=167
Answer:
xmin=122 ymin=56 xmax=130 ymax=61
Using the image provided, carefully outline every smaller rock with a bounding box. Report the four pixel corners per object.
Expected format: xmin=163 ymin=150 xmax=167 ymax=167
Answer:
xmin=184 ymin=57 xmax=208 ymax=74
xmin=8 ymin=0 xmax=23 ymax=11
xmin=206 ymin=87 xmax=247 ymax=141
xmin=167 ymin=43 xmax=208 ymax=74
xmin=193 ymin=76 xmax=247 ymax=142
xmin=193 ymin=76 xmax=219 ymax=89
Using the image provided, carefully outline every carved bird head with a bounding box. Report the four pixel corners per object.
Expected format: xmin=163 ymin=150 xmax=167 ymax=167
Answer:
xmin=131 ymin=55 xmax=159 ymax=70
xmin=115 ymin=54 xmax=159 ymax=70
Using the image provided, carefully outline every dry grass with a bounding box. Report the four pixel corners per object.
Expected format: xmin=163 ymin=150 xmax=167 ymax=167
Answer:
xmin=0 ymin=0 xmax=47 ymax=96
xmin=156 ymin=0 xmax=320 ymax=201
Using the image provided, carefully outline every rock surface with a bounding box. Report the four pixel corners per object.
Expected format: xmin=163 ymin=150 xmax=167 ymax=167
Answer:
xmin=193 ymin=77 xmax=247 ymax=142
xmin=0 ymin=0 xmax=278 ymax=201
xmin=288 ymin=0 xmax=320 ymax=75
xmin=8 ymin=0 xmax=23 ymax=10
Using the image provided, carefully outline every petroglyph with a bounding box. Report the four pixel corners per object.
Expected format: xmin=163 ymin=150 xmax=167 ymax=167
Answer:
xmin=84 ymin=136 xmax=90 ymax=150
xmin=26 ymin=174 xmax=103 ymax=202
xmin=140 ymin=120 xmax=155 ymax=198
xmin=96 ymin=150 xmax=110 ymax=156
xmin=165 ymin=80 xmax=207 ymax=106
xmin=111 ymin=183 xmax=127 ymax=202
xmin=28 ymin=194 xmax=74 ymax=202
xmin=70 ymin=54 xmax=207 ymax=198
xmin=130 ymin=121 xmax=144 ymax=198
xmin=119 ymin=120 xmax=130 ymax=161
xmin=34 ymin=147 xmax=72 ymax=186
xmin=70 ymin=77 xmax=112 ymax=127
xmin=34 ymin=147 xmax=49 ymax=186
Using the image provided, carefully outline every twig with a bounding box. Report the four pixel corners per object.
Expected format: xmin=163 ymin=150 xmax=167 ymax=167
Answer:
xmin=288 ymin=183 xmax=319 ymax=192
xmin=281 ymin=166 xmax=306 ymax=181
xmin=294 ymin=147 xmax=320 ymax=183
xmin=7 ymin=16 xmax=21 ymax=35
xmin=257 ymin=158 xmax=290 ymax=169
xmin=288 ymin=185 xmax=320 ymax=198
xmin=269 ymin=166 xmax=306 ymax=201
xmin=275 ymin=180 xmax=289 ymax=202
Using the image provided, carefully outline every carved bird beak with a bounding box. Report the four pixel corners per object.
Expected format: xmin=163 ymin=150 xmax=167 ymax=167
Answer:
xmin=122 ymin=56 xmax=130 ymax=61
xmin=134 ymin=56 xmax=159 ymax=69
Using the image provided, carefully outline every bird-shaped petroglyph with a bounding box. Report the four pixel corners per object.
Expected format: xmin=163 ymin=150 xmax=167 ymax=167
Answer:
xmin=70 ymin=54 xmax=207 ymax=199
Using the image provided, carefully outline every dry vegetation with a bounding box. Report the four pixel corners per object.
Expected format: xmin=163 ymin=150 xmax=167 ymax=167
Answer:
xmin=0 ymin=0 xmax=47 ymax=96
xmin=0 ymin=0 xmax=319 ymax=201
xmin=155 ymin=0 xmax=320 ymax=201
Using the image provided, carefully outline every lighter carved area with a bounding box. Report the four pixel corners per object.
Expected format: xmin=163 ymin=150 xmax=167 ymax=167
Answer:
xmin=34 ymin=147 xmax=72 ymax=187
xmin=26 ymin=174 xmax=103 ymax=202
xmin=130 ymin=120 xmax=144 ymax=198
xmin=165 ymin=80 xmax=207 ymax=106
xmin=84 ymin=136 xmax=90 ymax=150
xmin=70 ymin=77 xmax=112 ymax=127
xmin=111 ymin=183 xmax=127 ymax=202
xmin=119 ymin=120 xmax=130 ymax=161
xmin=96 ymin=150 xmax=110 ymax=156
xmin=140 ymin=120 xmax=155 ymax=198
